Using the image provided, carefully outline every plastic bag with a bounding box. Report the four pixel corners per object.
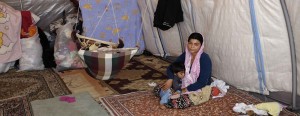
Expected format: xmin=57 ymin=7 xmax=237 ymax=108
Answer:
xmin=0 ymin=61 xmax=15 ymax=73
xmin=19 ymin=32 xmax=45 ymax=71
xmin=54 ymin=23 xmax=86 ymax=71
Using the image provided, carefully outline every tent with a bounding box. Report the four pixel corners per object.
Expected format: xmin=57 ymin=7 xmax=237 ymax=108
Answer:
xmin=2 ymin=0 xmax=299 ymax=110
xmin=137 ymin=0 xmax=299 ymax=109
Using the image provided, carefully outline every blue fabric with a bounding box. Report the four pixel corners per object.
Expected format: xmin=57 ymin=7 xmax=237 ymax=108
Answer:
xmin=167 ymin=52 xmax=212 ymax=91
xmin=249 ymin=0 xmax=266 ymax=94
xmin=79 ymin=0 xmax=144 ymax=53
xmin=159 ymin=89 xmax=171 ymax=104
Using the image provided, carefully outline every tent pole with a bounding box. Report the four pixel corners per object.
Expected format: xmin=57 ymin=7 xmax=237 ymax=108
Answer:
xmin=19 ymin=0 xmax=23 ymax=10
xmin=280 ymin=0 xmax=298 ymax=110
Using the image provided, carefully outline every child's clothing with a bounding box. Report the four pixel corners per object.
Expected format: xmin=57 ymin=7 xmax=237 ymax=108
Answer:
xmin=165 ymin=94 xmax=192 ymax=109
xmin=154 ymin=85 xmax=181 ymax=105
xmin=159 ymin=89 xmax=172 ymax=104
xmin=172 ymin=75 xmax=182 ymax=92
xmin=162 ymin=75 xmax=182 ymax=104
xmin=153 ymin=85 xmax=212 ymax=109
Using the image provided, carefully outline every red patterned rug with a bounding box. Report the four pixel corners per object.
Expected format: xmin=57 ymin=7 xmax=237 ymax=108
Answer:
xmin=0 ymin=96 xmax=32 ymax=116
xmin=100 ymin=87 xmax=297 ymax=116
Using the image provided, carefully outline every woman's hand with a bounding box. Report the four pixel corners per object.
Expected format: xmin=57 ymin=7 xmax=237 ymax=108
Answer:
xmin=161 ymin=79 xmax=173 ymax=91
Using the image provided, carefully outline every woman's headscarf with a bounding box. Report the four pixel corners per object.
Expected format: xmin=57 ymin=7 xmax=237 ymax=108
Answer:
xmin=181 ymin=43 xmax=204 ymax=89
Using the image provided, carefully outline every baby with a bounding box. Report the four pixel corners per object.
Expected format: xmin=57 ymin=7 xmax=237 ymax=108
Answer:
xmin=153 ymin=62 xmax=185 ymax=109
xmin=153 ymin=62 xmax=212 ymax=109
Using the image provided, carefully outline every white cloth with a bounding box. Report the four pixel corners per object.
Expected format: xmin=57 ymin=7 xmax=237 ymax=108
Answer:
xmin=210 ymin=79 xmax=230 ymax=98
xmin=233 ymin=103 xmax=268 ymax=115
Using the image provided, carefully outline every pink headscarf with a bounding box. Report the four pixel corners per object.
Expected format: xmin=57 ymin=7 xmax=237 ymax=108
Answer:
xmin=181 ymin=43 xmax=204 ymax=89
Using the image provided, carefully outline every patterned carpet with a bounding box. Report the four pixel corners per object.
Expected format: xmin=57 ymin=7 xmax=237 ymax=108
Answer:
xmin=99 ymin=55 xmax=298 ymax=116
xmin=0 ymin=68 xmax=71 ymax=116
xmin=100 ymin=87 xmax=297 ymax=116
xmin=0 ymin=68 xmax=71 ymax=101
xmin=0 ymin=96 xmax=32 ymax=116
xmin=100 ymin=55 xmax=170 ymax=94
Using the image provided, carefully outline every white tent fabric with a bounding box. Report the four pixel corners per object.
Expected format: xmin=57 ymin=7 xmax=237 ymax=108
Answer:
xmin=193 ymin=0 xmax=269 ymax=94
xmin=138 ymin=0 xmax=183 ymax=57
xmin=254 ymin=0 xmax=292 ymax=93
xmin=148 ymin=0 xmax=183 ymax=57
xmin=137 ymin=0 xmax=164 ymax=56
xmin=286 ymin=0 xmax=300 ymax=96
xmin=138 ymin=0 xmax=299 ymax=96
xmin=178 ymin=0 xmax=195 ymax=50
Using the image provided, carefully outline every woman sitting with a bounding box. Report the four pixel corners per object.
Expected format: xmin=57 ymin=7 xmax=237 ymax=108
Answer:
xmin=162 ymin=32 xmax=212 ymax=99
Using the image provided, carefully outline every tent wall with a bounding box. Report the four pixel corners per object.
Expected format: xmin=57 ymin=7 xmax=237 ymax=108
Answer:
xmin=177 ymin=0 xmax=195 ymax=50
xmin=137 ymin=0 xmax=165 ymax=56
xmin=139 ymin=0 xmax=299 ymax=100
xmin=254 ymin=0 xmax=292 ymax=93
xmin=193 ymin=0 xmax=269 ymax=94
xmin=250 ymin=0 xmax=300 ymax=108
xmin=137 ymin=0 xmax=183 ymax=57
xmin=286 ymin=0 xmax=300 ymax=97
xmin=2 ymin=0 xmax=75 ymax=31
xmin=194 ymin=0 xmax=294 ymax=95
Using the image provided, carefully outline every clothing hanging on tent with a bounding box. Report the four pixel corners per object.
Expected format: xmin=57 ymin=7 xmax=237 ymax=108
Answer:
xmin=153 ymin=0 xmax=183 ymax=31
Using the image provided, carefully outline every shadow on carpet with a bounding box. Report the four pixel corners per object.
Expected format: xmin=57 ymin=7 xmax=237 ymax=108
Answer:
xmin=100 ymin=55 xmax=170 ymax=94
xmin=0 ymin=68 xmax=71 ymax=116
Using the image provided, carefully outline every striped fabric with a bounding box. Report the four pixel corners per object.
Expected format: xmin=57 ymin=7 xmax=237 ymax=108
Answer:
xmin=78 ymin=48 xmax=137 ymax=80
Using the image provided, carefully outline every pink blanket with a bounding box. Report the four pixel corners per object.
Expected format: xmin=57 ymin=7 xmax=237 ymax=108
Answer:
xmin=0 ymin=2 xmax=22 ymax=63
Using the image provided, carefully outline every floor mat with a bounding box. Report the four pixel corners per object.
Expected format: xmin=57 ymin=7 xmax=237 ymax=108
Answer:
xmin=0 ymin=68 xmax=71 ymax=101
xmin=0 ymin=96 xmax=32 ymax=116
xmin=100 ymin=87 xmax=297 ymax=116
xmin=100 ymin=55 xmax=170 ymax=94
xmin=58 ymin=69 xmax=118 ymax=101
xmin=31 ymin=92 xmax=109 ymax=116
